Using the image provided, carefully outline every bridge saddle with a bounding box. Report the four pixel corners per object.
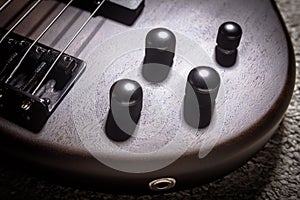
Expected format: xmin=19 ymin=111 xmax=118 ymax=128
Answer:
xmin=0 ymin=29 xmax=85 ymax=132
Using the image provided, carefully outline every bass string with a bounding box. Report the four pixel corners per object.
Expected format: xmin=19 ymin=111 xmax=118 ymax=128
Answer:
xmin=0 ymin=0 xmax=43 ymax=44
xmin=32 ymin=0 xmax=106 ymax=95
xmin=0 ymin=0 xmax=13 ymax=12
xmin=5 ymin=0 xmax=75 ymax=83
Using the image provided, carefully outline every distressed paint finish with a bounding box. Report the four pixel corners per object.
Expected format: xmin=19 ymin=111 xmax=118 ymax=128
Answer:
xmin=0 ymin=0 xmax=295 ymax=192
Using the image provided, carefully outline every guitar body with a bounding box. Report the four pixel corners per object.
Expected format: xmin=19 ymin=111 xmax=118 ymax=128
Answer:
xmin=0 ymin=0 xmax=295 ymax=193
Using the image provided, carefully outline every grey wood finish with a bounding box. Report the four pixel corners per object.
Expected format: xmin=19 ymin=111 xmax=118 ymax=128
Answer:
xmin=0 ymin=0 xmax=295 ymax=192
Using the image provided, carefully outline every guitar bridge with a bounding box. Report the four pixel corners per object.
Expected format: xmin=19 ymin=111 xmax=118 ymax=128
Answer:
xmin=0 ymin=29 xmax=85 ymax=132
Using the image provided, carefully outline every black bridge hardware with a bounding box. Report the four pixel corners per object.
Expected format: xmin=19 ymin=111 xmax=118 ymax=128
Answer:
xmin=57 ymin=0 xmax=145 ymax=25
xmin=0 ymin=29 xmax=86 ymax=132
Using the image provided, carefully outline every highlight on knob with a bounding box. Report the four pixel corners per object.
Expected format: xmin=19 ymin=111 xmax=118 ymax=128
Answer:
xmin=142 ymin=27 xmax=176 ymax=83
xmin=184 ymin=66 xmax=221 ymax=129
xmin=105 ymin=79 xmax=143 ymax=142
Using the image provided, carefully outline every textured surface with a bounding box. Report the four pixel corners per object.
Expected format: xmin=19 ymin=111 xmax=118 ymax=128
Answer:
xmin=0 ymin=0 xmax=299 ymax=199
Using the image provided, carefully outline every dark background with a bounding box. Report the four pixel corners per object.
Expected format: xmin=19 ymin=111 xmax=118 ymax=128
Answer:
xmin=0 ymin=0 xmax=299 ymax=199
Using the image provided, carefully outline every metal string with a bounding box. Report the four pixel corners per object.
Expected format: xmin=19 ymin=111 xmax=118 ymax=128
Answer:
xmin=5 ymin=0 xmax=75 ymax=83
xmin=0 ymin=0 xmax=43 ymax=44
xmin=32 ymin=0 xmax=106 ymax=95
xmin=0 ymin=0 xmax=13 ymax=12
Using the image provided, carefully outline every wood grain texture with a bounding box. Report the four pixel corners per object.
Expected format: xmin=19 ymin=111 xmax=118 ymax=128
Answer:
xmin=0 ymin=0 xmax=296 ymax=193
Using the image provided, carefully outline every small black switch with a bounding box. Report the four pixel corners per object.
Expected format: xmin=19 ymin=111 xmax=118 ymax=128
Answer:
xmin=142 ymin=28 xmax=176 ymax=83
xmin=105 ymin=79 xmax=143 ymax=142
xmin=184 ymin=66 xmax=220 ymax=128
xmin=216 ymin=21 xmax=242 ymax=67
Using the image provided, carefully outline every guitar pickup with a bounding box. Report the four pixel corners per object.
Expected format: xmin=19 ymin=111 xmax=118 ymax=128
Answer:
xmin=0 ymin=29 xmax=85 ymax=132
xmin=58 ymin=0 xmax=145 ymax=25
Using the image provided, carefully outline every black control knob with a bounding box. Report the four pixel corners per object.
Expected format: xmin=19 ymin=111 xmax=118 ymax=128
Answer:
xmin=105 ymin=79 xmax=143 ymax=142
xmin=184 ymin=66 xmax=220 ymax=128
xmin=142 ymin=28 xmax=176 ymax=83
xmin=216 ymin=21 xmax=242 ymax=67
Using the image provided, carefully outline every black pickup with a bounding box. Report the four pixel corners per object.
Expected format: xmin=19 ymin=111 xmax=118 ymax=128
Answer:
xmin=0 ymin=29 xmax=85 ymax=132
xmin=57 ymin=0 xmax=145 ymax=25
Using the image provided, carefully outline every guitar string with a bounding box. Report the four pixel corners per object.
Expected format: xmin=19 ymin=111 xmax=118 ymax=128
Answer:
xmin=32 ymin=0 xmax=106 ymax=95
xmin=5 ymin=0 xmax=75 ymax=83
xmin=0 ymin=0 xmax=43 ymax=44
xmin=0 ymin=0 xmax=13 ymax=12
